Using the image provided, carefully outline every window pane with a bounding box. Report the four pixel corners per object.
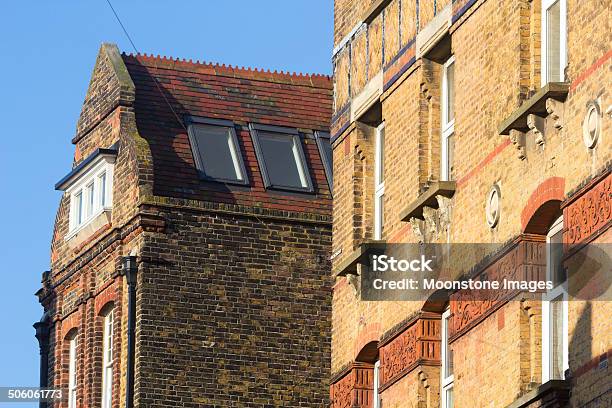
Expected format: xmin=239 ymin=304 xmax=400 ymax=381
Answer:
xmin=321 ymin=138 xmax=333 ymax=186
xmin=68 ymin=336 xmax=77 ymax=408
xmin=548 ymin=229 xmax=565 ymax=286
xmin=86 ymin=183 xmax=94 ymax=217
xmin=377 ymin=127 xmax=385 ymax=184
xmin=447 ymin=132 xmax=454 ymax=181
xmin=193 ymin=124 xmax=243 ymax=181
xmin=75 ymin=192 xmax=83 ymax=225
xmin=550 ymin=295 xmax=564 ymax=379
xmin=444 ymin=314 xmax=454 ymax=377
xmin=446 ymin=61 xmax=455 ymax=123
xmin=445 ymin=387 xmax=454 ymax=408
xmin=258 ymin=132 xmax=307 ymax=188
xmin=99 ymin=173 xmax=106 ymax=207
xmin=547 ymin=1 xmax=561 ymax=82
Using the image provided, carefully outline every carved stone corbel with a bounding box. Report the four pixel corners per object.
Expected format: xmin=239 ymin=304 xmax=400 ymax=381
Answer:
xmin=347 ymin=270 xmax=361 ymax=296
xmin=509 ymin=129 xmax=527 ymax=160
xmin=546 ymin=98 xmax=564 ymax=130
xmin=410 ymin=218 xmax=425 ymax=243
xmin=436 ymin=195 xmax=453 ymax=233
xmin=527 ymin=114 xmax=545 ymax=146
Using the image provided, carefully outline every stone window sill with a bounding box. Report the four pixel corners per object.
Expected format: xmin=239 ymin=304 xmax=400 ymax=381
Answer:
xmin=332 ymin=240 xmax=386 ymax=277
xmin=505 ymin=379 xmax=570 ymax=408
xmin=399 ymin=181 xmax=456 ymax=222
xmin=498 ymin=82 xmax=570 ymax=135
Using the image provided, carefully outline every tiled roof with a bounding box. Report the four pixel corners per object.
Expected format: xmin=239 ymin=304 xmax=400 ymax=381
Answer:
xmin=122 ymin=53 xmax=333 ymax=215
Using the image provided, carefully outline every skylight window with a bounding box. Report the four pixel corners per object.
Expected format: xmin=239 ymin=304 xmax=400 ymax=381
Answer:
xmin=249 ymin=124 xmax=314 ymax=193
xmin=315 ymin=131 xmax=333 ymax=192
xmin=187 ymin=117 xmax=248 ymax=185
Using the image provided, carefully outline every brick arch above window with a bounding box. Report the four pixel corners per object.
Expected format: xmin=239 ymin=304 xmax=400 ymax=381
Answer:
xmin=61 ymin=309 xmax=82 ymax=339
xmin=353 ymin=322 xmax=382 ymax=362
xmin=521 ymin=177 xmax=565 ymax=234
xmin=94 ymin=283 xmax=117 ymax=316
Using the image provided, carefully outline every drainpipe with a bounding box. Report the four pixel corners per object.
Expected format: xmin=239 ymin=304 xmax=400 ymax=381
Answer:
xmin=123 ymin=256 xmax=138 ymax=408
xmin=33 ymin=313 xmax=50 ymax=408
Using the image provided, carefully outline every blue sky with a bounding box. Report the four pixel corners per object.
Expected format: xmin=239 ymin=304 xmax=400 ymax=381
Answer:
xmin=0 ymin=0 xmax=332 ymax=399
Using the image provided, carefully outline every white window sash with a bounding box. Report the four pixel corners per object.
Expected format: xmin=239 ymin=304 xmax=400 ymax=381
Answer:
xmin=541 ymin=0 xmax=567 ymax=85
xmin=101 ymin=311 xmax=114 ymax=408
xmin=374 ymin=123 xmax=385 ymax=240
xmin=441 ymin=309 xmax=454 ymax=407
xmin=441 ymin=56 xmax=455 ymax=182
xmin=373 ymin=360 xmax=381 ymax=408
xmin=68 ymin=335 xmax=77 ymax=408
xmin=542 ymin=216 xmax=568 ymax=382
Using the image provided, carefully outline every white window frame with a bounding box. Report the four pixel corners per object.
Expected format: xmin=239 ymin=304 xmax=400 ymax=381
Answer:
xmin=542 ymin=216 xmax=568 ymax=382
xmin=541 ymin=0 xmax=567 ymax=85
xmin=441 ymin=56 xmax=455 ymax=181
xmin=68 ymin=334 xmax=77 ymax=408
xmin=67 ymin=160 xmax=114 ymax=238
xmin=374 ymin=123 xmax=385 ymax=240
xmin=441 ymin=309 xmax=454 ymax=408
xmin=101 ymin=310 xmax=114 ymax=408
xmin=373 ymin=360 xmax=381 ymax=408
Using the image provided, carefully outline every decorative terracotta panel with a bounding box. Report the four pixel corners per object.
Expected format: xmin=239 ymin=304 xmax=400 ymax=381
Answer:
xmin=378 ymin=313 xmax=441 ymax=390
xmin=564 ymin=172 xmax=611 ymax=250
xmin=331 ymin=362 xmax=374 ymax=408
xmin=450 ymin=237 xmax=546 ymax=341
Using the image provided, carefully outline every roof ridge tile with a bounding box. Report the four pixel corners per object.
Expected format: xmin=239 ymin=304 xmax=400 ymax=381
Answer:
xmin=120 ymin=51 xmax=331 ymax=84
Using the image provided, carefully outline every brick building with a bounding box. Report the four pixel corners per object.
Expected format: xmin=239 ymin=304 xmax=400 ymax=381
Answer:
xmin=329 ymin=0 xmax=610 ymax=407
xmin=35 ymin=43 xmax=334 ymax=407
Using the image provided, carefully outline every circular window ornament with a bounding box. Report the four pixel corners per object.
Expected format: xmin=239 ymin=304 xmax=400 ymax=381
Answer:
xmin=485 ymin=184 xmax=501 ymax=228
xmin=582 ymin=101 xmax=601 ymax=149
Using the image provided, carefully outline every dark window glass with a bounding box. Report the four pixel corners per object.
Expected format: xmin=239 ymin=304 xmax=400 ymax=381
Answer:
xmin=258 ymin=132 xmax=308 ymax=189
xmin=190 ymin=124 xmax=244 ymax=182
xmin=316 ymin=132 xmax=333 ymax=191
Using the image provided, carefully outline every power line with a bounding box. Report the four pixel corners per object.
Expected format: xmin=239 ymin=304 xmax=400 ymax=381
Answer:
xmin=104 ymin=0 xmax=187 ymax=131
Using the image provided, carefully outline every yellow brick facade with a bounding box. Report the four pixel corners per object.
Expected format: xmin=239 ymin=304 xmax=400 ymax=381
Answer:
xmin=330 ymin=0 xmax=611 ymax=406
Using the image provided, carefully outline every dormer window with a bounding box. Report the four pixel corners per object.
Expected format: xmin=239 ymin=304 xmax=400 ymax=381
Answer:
xmin=187 ymin=117 xmax=249 ymax=185
xmin=249 ymin=124 xmax=314 ymax=193
xmin=55 ymin=146 xmax=116 ymax=238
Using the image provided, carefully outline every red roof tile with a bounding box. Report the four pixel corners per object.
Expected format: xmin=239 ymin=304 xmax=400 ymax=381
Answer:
xmin=122 ymin=53 xmax=333 ymax=215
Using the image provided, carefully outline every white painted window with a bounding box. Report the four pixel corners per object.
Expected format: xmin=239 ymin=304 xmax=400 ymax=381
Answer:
xmin=373 ymin=360 xmax=381 ymax=408
xmin=542 ymin=216 xmax=568 ymax=382
xmin=441 ymin=56 xmax=455 ymax=181
xmin=101 ymin=310 xmax=114 ymax=408
xmin=67 ymin=163 xmax=113 ymax=236
xmin=374 ymin=123 xmax=385 ymax=240
xmin=541 ymin=0 xmax=567 ymax=85
xmin=441 ymin=309 xmax=454 ymax=408
xmin=68 ymin=334 xmax=77 ymax=408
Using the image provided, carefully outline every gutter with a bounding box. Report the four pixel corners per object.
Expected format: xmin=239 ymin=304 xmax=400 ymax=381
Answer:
xmin=123 ymin=256 xmax=138 ymax=408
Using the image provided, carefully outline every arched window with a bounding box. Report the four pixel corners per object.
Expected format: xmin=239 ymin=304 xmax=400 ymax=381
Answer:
xmin=101 ymin=308 xmax=114 ymax=408
xmin=542 ymin=216 xmax=568 ymax=381
xmin=67 ymin=332 xmax=77 ymax=408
